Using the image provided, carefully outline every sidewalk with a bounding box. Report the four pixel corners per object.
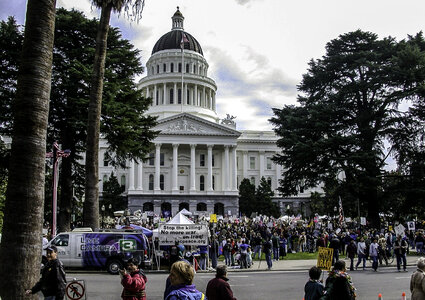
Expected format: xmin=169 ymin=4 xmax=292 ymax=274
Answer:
xmin=195 ymin=254 xmax=422 ymax=273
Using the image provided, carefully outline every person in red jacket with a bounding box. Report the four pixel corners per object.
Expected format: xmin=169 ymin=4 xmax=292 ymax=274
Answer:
xmin=206 ymin=265 xmax=237 ymax=300
xmin=120 ymin=258 xmax=147 ymax=300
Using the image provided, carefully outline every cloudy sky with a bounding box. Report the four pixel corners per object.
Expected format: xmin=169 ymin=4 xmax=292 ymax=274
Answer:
xmin=2 ymin=0 xmax=425 ymax=131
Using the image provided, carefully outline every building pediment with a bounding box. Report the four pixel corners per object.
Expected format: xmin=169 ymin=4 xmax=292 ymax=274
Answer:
xmin=155 ymin=113 xmax=241 ymax=137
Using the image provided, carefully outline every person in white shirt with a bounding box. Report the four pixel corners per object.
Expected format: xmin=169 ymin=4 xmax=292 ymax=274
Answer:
xmin=355 ymin=237 xmax=367 ymax=270
xmin=369 ymin=238 xmax=379 ymax=271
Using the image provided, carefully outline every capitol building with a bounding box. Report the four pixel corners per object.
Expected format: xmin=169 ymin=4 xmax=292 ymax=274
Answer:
xmin=99 ymin=8 xmax=315 ymax=217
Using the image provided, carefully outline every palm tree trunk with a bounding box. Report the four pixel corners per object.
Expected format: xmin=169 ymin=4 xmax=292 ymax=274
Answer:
xmin=84 ymin=3 xmax=113 ymax=230
xmin=0 ymin=0 xmax=56 ymax=299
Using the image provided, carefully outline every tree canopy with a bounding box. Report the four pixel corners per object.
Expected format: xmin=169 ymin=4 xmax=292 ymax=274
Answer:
xmin=270 ymin=30 xmax=425 ymax=226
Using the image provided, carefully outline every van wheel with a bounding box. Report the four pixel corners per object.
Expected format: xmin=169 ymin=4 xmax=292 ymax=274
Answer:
xmin=107 ymin=259 xmax=123 ymax=275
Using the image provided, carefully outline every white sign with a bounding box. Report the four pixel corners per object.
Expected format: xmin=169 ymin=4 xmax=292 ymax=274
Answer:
xmin=158 ymin=224 xmax=208 ymax=246
xmin=395 ymin=224 xmax=406 ymax=237
xmin=360 ymin=217 xmax=366 ymax=226
xmin=407 ymin=221 xmax=415 ymax=231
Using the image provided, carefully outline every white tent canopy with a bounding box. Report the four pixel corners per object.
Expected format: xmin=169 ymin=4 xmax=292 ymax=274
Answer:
xmin=167 ymin=212 xmax=194 ymax=224
xmin=178 ymin=208 xmax=193 ymax=216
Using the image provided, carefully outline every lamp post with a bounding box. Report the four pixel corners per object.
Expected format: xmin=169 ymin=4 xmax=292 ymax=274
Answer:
xmin=101 ymin=204 xmax=105 ymax=229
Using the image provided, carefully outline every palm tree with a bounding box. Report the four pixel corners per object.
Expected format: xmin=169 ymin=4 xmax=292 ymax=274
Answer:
xmin=0 ymin=0 xmax=56 ymax=299
xmin=84 ymin=0 xmax=145 ymax=230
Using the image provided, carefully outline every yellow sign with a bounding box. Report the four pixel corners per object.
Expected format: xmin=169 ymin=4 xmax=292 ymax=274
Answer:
xmin=317 ymin=247 xmax=334 ymax=271
xmin=389 ymin=225 xmax=393 ymax=232
xmin=210 ymin=214 xmax=217 ymax=223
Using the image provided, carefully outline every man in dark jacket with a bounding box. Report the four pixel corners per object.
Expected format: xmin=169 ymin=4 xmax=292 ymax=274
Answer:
xmin=26 ymin=245 xmax=66 ymax=300
xmin=329 ymin=235 xmax=340 ymax=266
xmin=206 ymin=265 xmax=237 ymax=300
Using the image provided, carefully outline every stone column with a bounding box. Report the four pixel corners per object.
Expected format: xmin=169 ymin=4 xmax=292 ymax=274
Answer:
xmin=163 ymin=83 xmax=166 ymax=105
xmin=231 ymin=146 xmax=237 ymax=191
xmin=128 ymin=159 xmax=135 ymax=190
xmin=172 ymin=143 xmax=179 ymax=192
xmin=154 ymin=84 xmax=157 ymax=105
xmin=259 ymin=151 xmax=265 ymax=180
xmin=224 ymin=145 xmax=230 ymax=191
xmin=209 ymin=89 xmax=212 ymax=109
xmin=154 ymin=143 xmax=161 ymax=191
xmin=212 ymin=92 xmax=216 ymax=111
xmin=190 ymin=144 xmax=196 ymax=191
xmin=207 ymin=144 xmax=214 ymax=191
xmin=202 ymin=86 xmax=206 ymax=107
xmin=136 ymin=161 xmax=143 ymax=190
xmin=242 ymin=150 xmax=248 ymax=179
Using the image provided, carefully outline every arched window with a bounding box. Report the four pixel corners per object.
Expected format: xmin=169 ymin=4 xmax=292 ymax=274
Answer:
xmin=214 ymin=202 xmax=224 ymax=216
xmin=171 ymin=63 xmax=174 ymax=72
xmin=186 ymin=64 xmax=189 ymax=73
xmin=179 ymin=202 xmax=189 ymax=211
xmin=178 ymin=63 xmax=182 ymax=73
xmin=163 ymin=63 xmax=166 ymax=72
xmin=156 ymin=65 xmax=159 ymax=74
xmin=197 ymin=202 xmax=207 ymax=211
xmin=121 ymin=175 xmax=126 ymax=188
xmin=149 ymin=174 xmax=154 ymax=190
xmin=267 ymin=177 xmax=272 ymax=187
xmin=169 ymin=89 xmax=174 ymax=104
xmin=143 ymin=202 xmax=153 ymax=212
xmin=200 ymin=175 xmax=205 ymax=191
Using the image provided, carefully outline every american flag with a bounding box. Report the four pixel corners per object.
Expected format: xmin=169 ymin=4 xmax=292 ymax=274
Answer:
xmin=338 ymin=197 xmax=344 ymax=226
xmin=180 ymin=32 xmax=189 ymax=50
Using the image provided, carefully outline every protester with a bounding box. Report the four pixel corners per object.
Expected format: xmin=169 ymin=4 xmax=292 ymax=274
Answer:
xmin=263 ymin=236 xmax=273 ymax=270
xmin=206 ymin=265 xmax=237 ymax=300
xmin=322 ymin=260 xmax=356 ymax=299
xmin=165 ymin=261 xmax=205 ymax=300
xmin=120 ymin=258 xmax=147 ymax=300
xmin=369 ymin=238 xmax=379 ymax=272
xmin=346 ymin=240 xmax=357 ymax=271
xmin=394 ymin=235 xmax=408 ymax=272
xmin=415 ymin=232 xmax=425 ymax=256
xmin=355 ymin=237 xmax=366 ymax=270
xmin=304 ymin=266 xmax=324 ymax=300
xmin=209 ymin=235 xmax=220 ymax=269
xmin=25 ymin=245 xmax=66 ymax=300
xmin=410 ymin=257 xmax=425 ymax=300
xmin=329 ymin=235 xmax=340 ymax=266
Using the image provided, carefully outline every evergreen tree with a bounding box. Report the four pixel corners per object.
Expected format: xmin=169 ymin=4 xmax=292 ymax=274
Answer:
xmin=255 ymin=177 xmax=280 ymax=217
xmin=102 ymin=172 xmax=126 ymax=213
xmin=238 ymin=178 xmax=256 ymax=216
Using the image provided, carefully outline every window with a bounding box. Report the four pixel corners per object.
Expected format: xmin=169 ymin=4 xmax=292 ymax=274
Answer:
xmin=156 ymin=65 xmax=159 ymax=73
xmin=121 ymin=175 xmax=126 ymax=188
xmin=170 ymin=89 xmax=174 ymax=104
xmin=163 ymin=63 xmax=166 ymax=72
xmin=148 ymin=174 xmax=154 ymax=190
xmin=187 ymin=92 xmax=190 ymax=105
xmin=186 ymin=64 xmax=189 ymax=73
xmin=212 ymin=154 xmax=215 ymax=167
xmin=156 ymin=90 xmax=159 ymax=105
xmin=266 ymin=157 xmax=272 ymax=170
xmin=103 ymin=174 xmax=108 ymax=182
xmin=148 ymin=153 xmax=154 ymax=166
xmin=197 ymin=202 xmax=207 ymax=211
xmin=200 ymin=154 xmax=205 ymax=167
xmin=250 ymin=177 xmax=255 ymax=185
xmin=178 ymin=89 xmax=182 ymax=104
xmin=52 ymin=234 xmax=69 ymax=247
xmin=143 ymin=202 xmax=153 ymax=211
xmin=236 ymin=157 xmax=239 ymax=168
xmin=160 ymin=174 xmax=164 ymax=190
xmin=267 ymin=177 xmax=272 ymax=187
xmin=151 ymin=66 xmax=154 ymax=75
xmin=178 ymin=63 xmax=182 ymax=73
xmin=160 ymin=153 xmax=165 ymax=166
xmin=103 ymin=158 xmax=108 ymax=167
xmin=171 ymin=63 xmax=174 ymax=73
xmin=212 ymin=175 xmax=215 ymax=190
xmin=200 ymin=175 xmax=205 ymax=191
xmin=250 ymin=157 xmax=256 ymax=169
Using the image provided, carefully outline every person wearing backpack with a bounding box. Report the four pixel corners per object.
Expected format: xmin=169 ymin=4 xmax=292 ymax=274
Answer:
xmin=321 ymin=260 xmax=356 ymax=300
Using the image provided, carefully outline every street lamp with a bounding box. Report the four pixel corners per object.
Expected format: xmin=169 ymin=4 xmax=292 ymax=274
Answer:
xmin=101 ymin=204 xmax=105 ymax=228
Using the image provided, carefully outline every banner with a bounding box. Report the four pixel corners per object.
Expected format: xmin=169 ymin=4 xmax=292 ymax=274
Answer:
xmin=158 ymin=224 xmax=208 ymax=246
xmin=317 ymin=247 xmax=334 ymax=271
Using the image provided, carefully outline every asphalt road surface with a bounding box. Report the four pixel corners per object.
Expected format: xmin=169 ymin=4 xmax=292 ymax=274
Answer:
xmin=61 ymin=266 xmax=413 ymax=300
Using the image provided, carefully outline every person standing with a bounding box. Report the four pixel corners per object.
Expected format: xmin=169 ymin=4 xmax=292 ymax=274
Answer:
xmin=410 ymin=257 xmax=425 ymax=300
xmin=355 ymin=237 xmax=367 ymax=271
xmin=120 ymin=258 xmax=147 ymax=300
xmin=329 ymin=235 xmax=340 ymax=266
xmin=223 ymin=239 xmax=232 ymax=266
xmin=346 ymin=240 xmax=357 ymax=271
xmin=369 ymin=238 xmax=379 ymax=272
xmin=304 ymin=266 xmax=324 ymax=300
xmin=165 ymin=261 xmax=205 ymax=300
xmin=263 ymin=237 xmax=273 ymax=270
xmin=322 ymin=260 xmax=356 ymax=299
xmin=394 ymin=235 xmax=408 ymax=272
xmin=209 ymin=235 xmax=219 ymax=269
xmin=271 ymin=232 xmax=280 ymax=261
xmin=206 ymin=265 xmax=237 ymax=300
xmin=25 ymin=246 xmax=66 ymax=300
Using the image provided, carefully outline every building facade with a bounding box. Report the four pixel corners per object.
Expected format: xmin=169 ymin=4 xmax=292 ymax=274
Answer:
xmin=99 ymin=8 xmax=315 ymax=217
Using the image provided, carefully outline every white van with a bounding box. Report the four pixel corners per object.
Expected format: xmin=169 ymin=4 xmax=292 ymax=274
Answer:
xmin=46 ymin=229 xmax=149 ymax=274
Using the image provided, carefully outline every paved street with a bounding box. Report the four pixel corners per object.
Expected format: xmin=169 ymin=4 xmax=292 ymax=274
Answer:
xmin=63 ymin=264 xmax=415 ymax=300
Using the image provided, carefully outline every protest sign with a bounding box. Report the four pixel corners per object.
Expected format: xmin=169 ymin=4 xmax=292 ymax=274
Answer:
xmin=317 ymin=247 xmax=334 ymax=271
xmin=158 ymin=224 xmax=208 ymax=246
